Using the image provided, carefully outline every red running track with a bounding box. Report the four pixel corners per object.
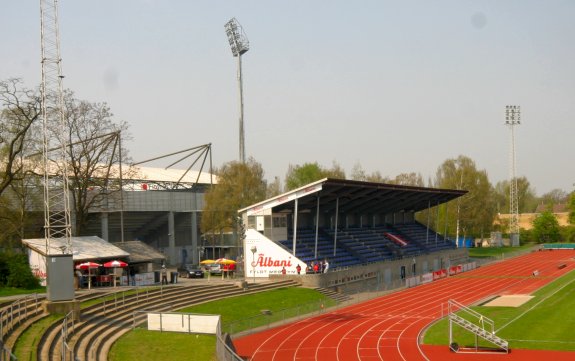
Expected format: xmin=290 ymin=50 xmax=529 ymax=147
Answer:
xmin=234 ymin=250 xmax=575 ymax=361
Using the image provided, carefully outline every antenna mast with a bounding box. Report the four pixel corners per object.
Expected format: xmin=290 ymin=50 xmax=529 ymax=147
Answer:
xmin=40 ymin=0 xmax=72 ymax=253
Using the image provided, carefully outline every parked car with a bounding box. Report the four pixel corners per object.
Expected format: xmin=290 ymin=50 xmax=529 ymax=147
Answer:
xmin=177 ymin=264 xmax=204 ymax=278
xmin=208 ymin=263 xmax=222 ymax=275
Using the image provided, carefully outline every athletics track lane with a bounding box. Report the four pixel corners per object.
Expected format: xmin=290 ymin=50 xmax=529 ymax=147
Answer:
xmin=234 ymin=250 xmax=575 ymax=361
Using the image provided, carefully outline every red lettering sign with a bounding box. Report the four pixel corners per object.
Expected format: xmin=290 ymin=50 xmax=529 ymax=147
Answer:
xmin=256 ymin=254 xmax=292 ymax=268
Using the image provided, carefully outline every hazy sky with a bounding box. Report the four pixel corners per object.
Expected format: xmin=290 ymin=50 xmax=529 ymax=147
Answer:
xmin=2 ymin=1 xmax=574 ymax=196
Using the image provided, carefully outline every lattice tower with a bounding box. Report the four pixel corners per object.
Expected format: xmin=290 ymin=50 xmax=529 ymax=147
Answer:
xmin=40 ymin=0 xmax=72 ymax=254
xmin=505 ymin=105 xmax=521 ymax=236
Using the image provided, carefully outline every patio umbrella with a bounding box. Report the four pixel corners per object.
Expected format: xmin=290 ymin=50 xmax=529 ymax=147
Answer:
xmin=215 ymin=258 xmax=236 ymax=265
xmin=103 ymin=260 xmax=128 ymax=268
xmin=103 ymin=260 xmax=128 ymax=287
xmin=75 ymin=262 xmax=101 ymax=289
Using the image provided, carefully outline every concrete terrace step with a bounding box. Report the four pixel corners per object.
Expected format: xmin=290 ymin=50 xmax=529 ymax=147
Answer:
xmin=314 ymin=287 xmax=353 ymax=303
xmin=33 ymin=279 xmax=299 ymax=361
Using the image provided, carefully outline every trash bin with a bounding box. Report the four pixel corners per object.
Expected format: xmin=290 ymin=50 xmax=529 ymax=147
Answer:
xmin=170 ymin=271 xmax=178 ymax=284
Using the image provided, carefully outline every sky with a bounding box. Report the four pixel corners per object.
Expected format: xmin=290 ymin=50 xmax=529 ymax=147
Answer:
xmin=2 ymin=1 xmax=574 ymax=196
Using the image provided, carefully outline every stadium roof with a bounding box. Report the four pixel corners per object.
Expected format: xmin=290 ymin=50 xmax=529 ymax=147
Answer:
xmin=22 ymin=236 xmax=130 ymax=261
xmin=112 ymin=240 xmax=166 ymax=264
xmin=125 ymin=165 xmax=216 ymax=186
xmin=240 ymin=178 xmax=467 ymax=216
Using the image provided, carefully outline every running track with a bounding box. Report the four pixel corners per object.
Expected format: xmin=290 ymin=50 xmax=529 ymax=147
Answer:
xmin=234 ymin=250 xmax=575 ymax=361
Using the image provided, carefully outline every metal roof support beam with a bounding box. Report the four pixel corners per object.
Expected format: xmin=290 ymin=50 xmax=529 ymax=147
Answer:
xmin=292 ymin=198 xmax=298 ymax=256
xmin=314 ymin=195 xmax=320 ymax=260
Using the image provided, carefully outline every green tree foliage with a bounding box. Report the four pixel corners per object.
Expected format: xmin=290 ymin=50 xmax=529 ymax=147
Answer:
xmin=266 ymin=176 xmax=282 ymax=198
xmin=539 ymin=189 xmax=569 ymax=208
xmin=433 ymin=155 xmax=496 ymax=238
xmin=201 ymin=158 xmax=267 ymax=236
xmin=494 ymin=177 xmax=538 ymax=213
xmin=569 ymin=192 xmax=575 ymax=225
xmin=0 ymin=252 xmax=40 ymax=289
xmin=284 ymin=161 xmax=345 ymax=191
xmin=389 ymin=172 xmax=424 ymax=186
xmin=531 ymin=210 xmax=561 ymax=243
xmin=350 ymin=162 xmax=388 ymax=183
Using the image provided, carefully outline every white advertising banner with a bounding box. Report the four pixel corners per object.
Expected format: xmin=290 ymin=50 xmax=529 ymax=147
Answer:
xmin=147 ymin=313 xmax=220 ymax=334
xmin=244 ymin=229 xmax=306 ymax=278
xmin=28 ymin=249 xmax=47 ymax=286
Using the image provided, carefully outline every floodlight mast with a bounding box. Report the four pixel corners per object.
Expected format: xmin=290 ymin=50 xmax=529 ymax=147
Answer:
xmin=505 ymin=105 xmax=521 ymax=246
xmin=225 ymin=18 xmax=249 ymax=163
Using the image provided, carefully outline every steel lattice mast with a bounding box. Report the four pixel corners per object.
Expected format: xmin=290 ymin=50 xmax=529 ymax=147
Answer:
xmin=225 ymin=18 xmax=249 ymax=163
xmin=40 ymin=0 xmax=72 ymax=254
xmin=505 ymin=105 xmax=521 ymax=245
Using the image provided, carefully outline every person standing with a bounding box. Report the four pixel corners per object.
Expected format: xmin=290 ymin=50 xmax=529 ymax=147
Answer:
xmin=281 ymin=266 xmax=286 ymax=275
xmin=323 ymin=259 xmax=329 ymax=273
xmin=161 ymin=265 xmax=168 ymax=285
xmin=296 ymin=264 xmax=301 ymax=274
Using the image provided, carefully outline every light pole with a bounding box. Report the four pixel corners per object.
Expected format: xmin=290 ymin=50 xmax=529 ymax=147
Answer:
xmin=224 ymin=18 xmax=250 ymax=163
xmin=505 ymin=105 xmax=521 ymax=246
xmin=250 ymin=245 xmax=257 ymax=284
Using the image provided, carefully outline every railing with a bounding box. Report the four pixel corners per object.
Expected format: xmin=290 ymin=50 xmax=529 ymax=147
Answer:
xmin=0 ymin=293 xmax=42 ymax=361
xmin=447 ymin=299 xmax=508 ymax=353
xmin=60 ymin=310 xmax=75 ymax=361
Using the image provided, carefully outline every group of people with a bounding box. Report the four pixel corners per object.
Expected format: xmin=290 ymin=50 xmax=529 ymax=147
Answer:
xmin=308 ymin=260 xmax=329 ymax=274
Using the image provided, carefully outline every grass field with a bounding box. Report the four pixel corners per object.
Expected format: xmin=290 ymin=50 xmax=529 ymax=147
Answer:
xmin=467 ymin=243 xmax=536 ymax=258
xmin=108 ymin=287 xmax=335 ymax=361
xmin=0 ymin=287 xmax=45 ymax=299
xmin=423 ymin=269 xmax=575 ymax=351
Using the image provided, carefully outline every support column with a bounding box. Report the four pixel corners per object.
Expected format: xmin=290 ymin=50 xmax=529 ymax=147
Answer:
xmin=333 ymin=197 xmax=339 ymax=257
xmin=168 ymin=211 xmax=176 ymax=265
xmin=191 ymin=212 xmax=198 ymax=265
xmin=101 ymin=212 xmax=109 ymax=242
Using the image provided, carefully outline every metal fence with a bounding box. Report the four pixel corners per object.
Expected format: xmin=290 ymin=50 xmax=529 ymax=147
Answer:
xmin=0 ymin=293 xmax=42 ymax=361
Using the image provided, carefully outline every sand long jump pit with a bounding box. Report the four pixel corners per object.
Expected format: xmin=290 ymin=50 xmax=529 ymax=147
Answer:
xmin=483 ymin=294 xmax=534 ymax=307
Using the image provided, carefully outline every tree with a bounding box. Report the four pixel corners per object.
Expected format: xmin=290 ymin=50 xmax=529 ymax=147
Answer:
xmin=350 ymin=162 xmax=389 ymax=183
xmin=266 ymin=176 xmax=283 ymax=198
xmin=569 ymin=191 xmax=575 ymax=225
xmin=0 ymin=79 xmax=40 ymax=198
xmin=390 ymin=172 xmax=424 ymax=187
xmin=58 ymin=92 xmax=132 ymax=236
xmin=494 ymin=177 xmax=538 ymax=214
xmin=0 ymin=79 xmax=43 ymax=246
xmin=434 ymin=155 xmax=496 ymax=239
xmin=531 ymin=210 xmax=561 ymax=243
xmin=284 ymin=161 xmax=345 ymax=191
xmin=539 ymin=189 xmax=569 ymax=208
xmin=201 ymin=158 xmax=267 ymax=237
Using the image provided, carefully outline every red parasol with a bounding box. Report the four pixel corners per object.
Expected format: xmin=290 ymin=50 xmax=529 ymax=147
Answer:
xmin=103 ymin=260 xmax=128 ymax=268
xmin=75 ymin=261 xmax=101 ymax=270
xmin=75 ymin=262 xmax=101 ymax=289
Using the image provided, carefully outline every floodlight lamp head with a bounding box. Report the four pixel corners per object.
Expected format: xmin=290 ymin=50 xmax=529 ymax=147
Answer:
xmin=225 ymin=18 xmax=249 ymax=57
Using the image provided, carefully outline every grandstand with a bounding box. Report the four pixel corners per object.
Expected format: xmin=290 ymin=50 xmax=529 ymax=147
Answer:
xmin=278 ymin=221 xmax=456 ymax=270
xmin=239 ymin=178 xmax=468 ymax=286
